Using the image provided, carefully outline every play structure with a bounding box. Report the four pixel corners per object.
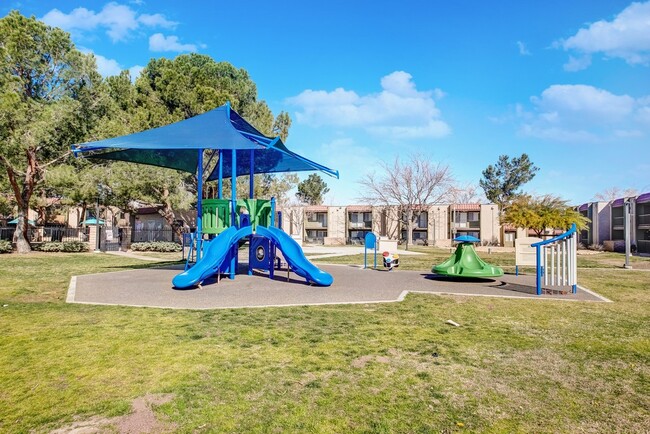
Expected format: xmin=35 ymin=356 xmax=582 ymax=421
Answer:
xmin=72 ymin=102 xmax=337 ymax=289
xmin=531 ymin=224 xmax=578 ymax=295
xmin=432 ymin=235 xmax=504 ymax=278
xmin=382 ymin=251 xmax=400 ymax=271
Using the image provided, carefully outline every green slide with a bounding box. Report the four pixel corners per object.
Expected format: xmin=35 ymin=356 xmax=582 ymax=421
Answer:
xmin=433 ymin=236 xmax=503 ymax=278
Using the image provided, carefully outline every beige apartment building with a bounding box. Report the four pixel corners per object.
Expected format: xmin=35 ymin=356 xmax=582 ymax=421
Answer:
xmin=279 ymin=203 xmax=502 ymax=247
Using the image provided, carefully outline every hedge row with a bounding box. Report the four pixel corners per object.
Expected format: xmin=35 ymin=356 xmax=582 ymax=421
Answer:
xmin=0 ymin=240 xmax=12 ymax=254
xmin=131 ymin=241 xmax=182 ymax=252
xmin=33 ymin=241 xmax=89 ymax=253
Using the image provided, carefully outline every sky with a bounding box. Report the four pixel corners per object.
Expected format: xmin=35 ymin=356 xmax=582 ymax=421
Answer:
xmin=3 ymin=0 xmax=650 ymax=205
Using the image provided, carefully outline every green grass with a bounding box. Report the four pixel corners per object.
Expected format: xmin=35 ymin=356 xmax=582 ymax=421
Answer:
xmin=0 ymin=251 xmax=648 ymax=433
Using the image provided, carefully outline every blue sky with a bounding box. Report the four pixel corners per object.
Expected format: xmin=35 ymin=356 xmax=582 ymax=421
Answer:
xmin=4 ymin=0 xmax=650 ymax=204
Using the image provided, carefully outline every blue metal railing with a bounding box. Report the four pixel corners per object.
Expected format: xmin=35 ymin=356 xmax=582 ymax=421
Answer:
xmin=532 ymin=224 xmax=577 ymax=295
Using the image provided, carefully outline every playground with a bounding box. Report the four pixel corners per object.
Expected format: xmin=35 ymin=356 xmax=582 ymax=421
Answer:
xmin=1 ymin=104 xmax=645 ymax=433
xmin=1 ymin=250 xmax=648 ymax=433
xmin=68 ymin=259 xmax=606 ymax=310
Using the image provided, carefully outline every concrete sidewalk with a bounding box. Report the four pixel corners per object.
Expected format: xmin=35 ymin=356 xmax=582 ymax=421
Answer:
xmin=68 ymin=264 xmax=609 ymax=310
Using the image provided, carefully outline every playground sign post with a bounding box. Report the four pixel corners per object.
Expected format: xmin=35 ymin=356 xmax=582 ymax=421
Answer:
xmin=364 ymin=232 xmax=377 ymax=269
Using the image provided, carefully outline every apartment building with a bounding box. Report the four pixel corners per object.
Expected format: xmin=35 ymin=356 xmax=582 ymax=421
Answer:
xmin=577 ymin=201 xmax=610 ymax=247
xmin=576 ymin=191 xmax=649 ymax=254
xmin=280 ymin=203 xmax=500 ymax=246
xmin=636 ymin=193 xmax=650 ymax=254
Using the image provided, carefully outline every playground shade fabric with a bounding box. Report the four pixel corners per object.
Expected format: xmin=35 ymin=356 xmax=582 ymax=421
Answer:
xmin=70 ymin=104 xmax=338 ymax=179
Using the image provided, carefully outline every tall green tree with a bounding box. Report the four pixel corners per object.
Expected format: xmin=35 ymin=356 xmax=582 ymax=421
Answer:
xmin=0 ymin=11 xmax=101 ymax=252
xmin=106 ymin=162 xmax=194 ymax=238
xmin=125 ymin=54 xmax=294 ymax=217
xmin=479 ymin=153 xmax=539 ymax=211
xmin=272 ymin=111 xmax=292 ymax=142
xmin=502 ymin=194 xmax=589 ymax=238
xmin=296 ymin=174 xmax=330 ymax=205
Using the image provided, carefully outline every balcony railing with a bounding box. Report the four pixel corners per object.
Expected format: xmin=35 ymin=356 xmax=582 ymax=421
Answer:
xmin=305 ymin=221 xmax=327 ymax=229
xmin=349 ymin=221 xmax=372 ymax=229
xmin=638 ymin=213 xmax=650 ymax=227
xmin=454 ymin=221 xmax=480 ymax=229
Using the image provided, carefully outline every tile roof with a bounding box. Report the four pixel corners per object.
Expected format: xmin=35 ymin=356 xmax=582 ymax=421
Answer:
xmin=451 ymin=203 xmax=481 ymax=211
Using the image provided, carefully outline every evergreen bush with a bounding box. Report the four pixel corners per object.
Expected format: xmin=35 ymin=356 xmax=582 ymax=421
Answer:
xmin=0 ymin=240 xmax=12 ymax=253
xmin=33 ymin=241 xmax=88 ymax=252
xmin=131 ymin=241 xmax=182 ymax=252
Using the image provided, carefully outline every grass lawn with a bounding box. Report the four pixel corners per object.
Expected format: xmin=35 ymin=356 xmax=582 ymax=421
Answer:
xmin=0 ymin=251 xmax=648 ymax=433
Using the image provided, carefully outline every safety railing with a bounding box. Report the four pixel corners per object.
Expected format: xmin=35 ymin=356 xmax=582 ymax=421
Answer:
xmin=532 ymin=224 xmax=577 ymax=295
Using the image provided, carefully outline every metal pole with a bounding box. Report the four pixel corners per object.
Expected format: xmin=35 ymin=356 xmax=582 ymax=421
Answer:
xmin=535 ymin=245 xmax=541 ymax=296
xmin=230 ymin=149 xmax=237 ymax=280
xmin=218 ymin=150 xmax=223 ymax=199
xmin=94 ymin=186 xmax=100 ymax=252
xmin=196 ymin=149 xmax=204 ymax=261
xmin=249 ymin=149 xmax=254 ymax=199
xmin=624 ymin=199 xmax=632 ymax=269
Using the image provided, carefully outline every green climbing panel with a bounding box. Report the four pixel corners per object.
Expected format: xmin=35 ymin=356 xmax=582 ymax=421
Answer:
xmin=433 ymin=242 xmax=504 ymax=278
xmin=236 ymin=198 xmax=272 ymax=230
xmin=202 ymin=199 xmax=231 ymax=235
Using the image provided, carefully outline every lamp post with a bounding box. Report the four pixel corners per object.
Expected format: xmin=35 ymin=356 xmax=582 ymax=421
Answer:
xmin=491 ymin=206 xmax=494 ymax=243
xmin=94 ymin=184 xmax=103 ymax=252
xmin=624 ymin=198 xmax=632 ymax=269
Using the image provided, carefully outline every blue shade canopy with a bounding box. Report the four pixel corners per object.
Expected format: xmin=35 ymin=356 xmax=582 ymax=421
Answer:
xmin=80 ymin=218 xmax=105 ymax=226
xmin=71 ymin=103 xmax=338 ymax=179
xmin=454 ymin=235 xmax=481 ymax=243
xmin=8 ymin=218 xmax=36 ymax=226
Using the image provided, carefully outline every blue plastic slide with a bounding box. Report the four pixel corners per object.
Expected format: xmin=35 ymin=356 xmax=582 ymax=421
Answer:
xmin=172 ymin=226 xmax=248 ymax=289
xmin=257 ymin=226 xmax=333 ymax=286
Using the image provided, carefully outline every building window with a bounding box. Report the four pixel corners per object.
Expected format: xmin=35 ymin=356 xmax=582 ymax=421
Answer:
xmin=307 ymin=212 xmax=327 ymax=227
xmin=306 ymin=229 xmax=326 ymax=243
xmin=455 ymin=211 xmax=479 ymax=223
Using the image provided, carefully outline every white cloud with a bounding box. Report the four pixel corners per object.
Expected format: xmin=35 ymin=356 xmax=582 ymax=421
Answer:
xmin=563 ymin=54 xmax=592 ymax=72
xmin=558 ymin=1 xmax=650 ymax=68
xmin=81 ymin=47 xmax=142 ymax=79
xmin=149 ymin=33 xmax=197 ymax=52
xmin=517 ymin=84 xmax=649 ymax=141
xmin=41 ymin=2 xmax=177 ymax=42
xmin=138 ymin=13 xmax=176 ymax=28
xmin=93 ymin=53 xmax=123 ymax=77
xmin=128 ymin=65 xmax=144 ymax=81
xmin=517 ymin=41 xmax=531 ymax=56
xmin=286 ymin=71 xmax=451 ymax=140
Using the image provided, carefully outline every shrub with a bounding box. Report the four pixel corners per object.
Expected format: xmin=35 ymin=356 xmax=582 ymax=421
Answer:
xmin=34 ymin=241 xmax=89 ymax=253
xmin=131 ymin=241 xmax=182 ymax=252
xmin=0 ymin=240 xmax=12 ymax=254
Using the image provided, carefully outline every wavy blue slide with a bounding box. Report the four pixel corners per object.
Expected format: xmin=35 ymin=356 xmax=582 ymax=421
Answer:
xmin=256 ymin=226 xmax=333 ymax=286
xmin=172 ymin=226 xmax=248 ymax=289
xmin=172 ymin=225 xmax=333 ymax=289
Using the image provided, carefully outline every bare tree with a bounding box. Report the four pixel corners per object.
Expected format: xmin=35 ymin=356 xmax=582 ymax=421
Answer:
xmin=593 ymin=187 xmax=639 ymax=202
xmin=451 ymin=182 xmax=483 ymax=203
xmin=357 ymin=154 xmax=456 ymax=250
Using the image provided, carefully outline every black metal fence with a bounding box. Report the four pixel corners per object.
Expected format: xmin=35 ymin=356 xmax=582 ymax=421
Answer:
xmin=0 ymin=226 xmax=88 ymax=243
xmin=131 ymin=228 xmax=181 ymax=243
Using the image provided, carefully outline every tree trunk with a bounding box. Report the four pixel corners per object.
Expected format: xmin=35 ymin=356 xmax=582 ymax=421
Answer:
xmin=14 ymin=209 xmax=31 ymax=254
xmin=157 ymin=187 xmax=182 ymax=241
xmin=405 ymin=208 xmax=413 ymax=251
xmin=3 ymin=149 xmax=38 ymax=254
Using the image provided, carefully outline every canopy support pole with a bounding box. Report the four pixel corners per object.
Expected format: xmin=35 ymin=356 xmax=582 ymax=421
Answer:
xmin=196 ymin=149 xmax=203 ymax=261
xmin=230 ymin=149 xmax=237 ymax=280
xmin=249 ymin=150 xmax=254 ymax=199
xmin=218 ymin=150 xmax=223 ymax=199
